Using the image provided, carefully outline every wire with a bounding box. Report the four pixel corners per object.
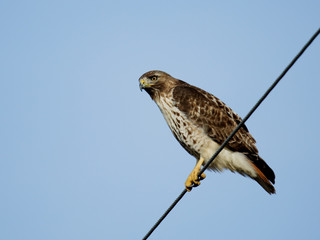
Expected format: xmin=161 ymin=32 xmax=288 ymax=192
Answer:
xmin=142 ymin=28 xmax=320 ymax=240
xmin=201 ymin=27 xmax=320 ymax=175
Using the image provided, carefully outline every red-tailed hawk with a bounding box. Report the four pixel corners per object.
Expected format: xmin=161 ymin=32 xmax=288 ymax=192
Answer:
xmin=139 ymin=70 xmax=275 ymax=194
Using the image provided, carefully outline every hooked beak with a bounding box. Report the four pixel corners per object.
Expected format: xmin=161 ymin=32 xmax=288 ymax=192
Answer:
xmin=139 ymin=79 xmax=144 ymax=91
xmin=139 ymin=78 xmax=153 ymax=91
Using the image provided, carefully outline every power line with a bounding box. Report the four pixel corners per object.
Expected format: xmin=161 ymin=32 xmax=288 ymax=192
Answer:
xmin=142 ymin=28 xmax=320 ymax=240
xmin=200 ymin=27 xmax=320 ymax=176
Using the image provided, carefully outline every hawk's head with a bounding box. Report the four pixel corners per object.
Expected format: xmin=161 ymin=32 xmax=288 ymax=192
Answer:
xmin=139 ymin=70 xmax=176 ymax=99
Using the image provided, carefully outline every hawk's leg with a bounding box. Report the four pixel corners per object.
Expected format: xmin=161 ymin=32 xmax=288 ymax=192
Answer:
xmin=185 ymin=157 xmax=206 ymax=191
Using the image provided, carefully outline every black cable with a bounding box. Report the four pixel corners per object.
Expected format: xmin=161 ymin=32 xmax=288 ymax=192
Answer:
xmin=142 ymin=190 xmax=187 ymax=240
xmin=142 ymin=28 xmax=320 ymax=240
xmin=201 ymin=27 xmax=320 ymax=175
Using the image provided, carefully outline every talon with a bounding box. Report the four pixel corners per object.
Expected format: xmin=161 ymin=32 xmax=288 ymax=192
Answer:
xmin=184 ymin=158 xmax=205 ymax=191
xmin=193 ymin=178 xmax=200 ymax=186
xmin=185 ymin=175 xmax=194 ymax=191
xmin=200 ymin=173 xmax=206 ymax=180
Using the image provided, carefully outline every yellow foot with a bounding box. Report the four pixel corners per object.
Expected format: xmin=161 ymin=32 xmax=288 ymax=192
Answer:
xmin=185 ymin=158 xmax=206 ymax=191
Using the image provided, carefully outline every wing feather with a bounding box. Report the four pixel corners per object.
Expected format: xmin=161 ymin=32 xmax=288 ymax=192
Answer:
xmin=172 ymin=83 xmax=258 ymax=154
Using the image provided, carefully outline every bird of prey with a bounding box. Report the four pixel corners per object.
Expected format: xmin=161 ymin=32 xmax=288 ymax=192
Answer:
xmin=139 ymin=70 xmax=275 ymax=194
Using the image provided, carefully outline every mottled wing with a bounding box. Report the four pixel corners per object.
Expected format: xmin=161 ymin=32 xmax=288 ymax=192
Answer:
xmin=172 ymin=83 xmax=258 ymax=155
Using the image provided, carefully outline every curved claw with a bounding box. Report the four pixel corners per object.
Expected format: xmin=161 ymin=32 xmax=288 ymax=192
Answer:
xmin=185 ymin=158 xmax=205 ymax=191
xmin=200 ymin=172 xmax=206 ymax=180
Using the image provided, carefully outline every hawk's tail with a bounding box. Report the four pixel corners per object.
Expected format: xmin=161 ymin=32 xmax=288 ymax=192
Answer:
xmin=248 ymin=159 xmax=276 ymax=194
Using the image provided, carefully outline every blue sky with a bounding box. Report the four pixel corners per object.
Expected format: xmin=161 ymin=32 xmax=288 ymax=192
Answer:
xmin=1 ymin=1 xmax=320 ymax=239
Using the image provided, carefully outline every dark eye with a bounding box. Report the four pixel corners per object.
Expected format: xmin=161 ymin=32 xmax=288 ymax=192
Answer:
xmin=150 ymin=76 xmax=158 ymax=81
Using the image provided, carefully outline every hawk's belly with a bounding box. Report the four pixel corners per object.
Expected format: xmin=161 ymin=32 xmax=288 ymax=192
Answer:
xmin=157 ymin=98 xmax=205 ymax=158
xmin=156 ymin=97 xmax=257 ymax=177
